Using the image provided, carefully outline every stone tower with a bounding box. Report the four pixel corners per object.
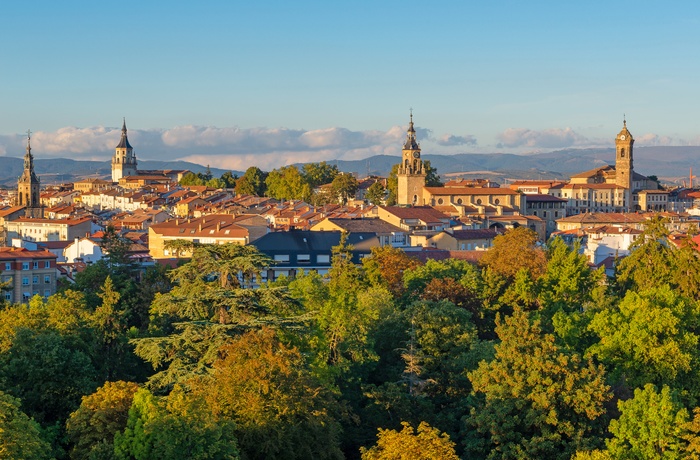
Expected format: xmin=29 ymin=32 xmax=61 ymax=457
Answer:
xmin=615 ymin=118 xmax=634 ymax=211
xmin=111 ymin=118 xmax=138 ymax=183
xmin=16 ymin=131 xmax=44 ymax=218
xmin=397 ymin=112 xmax=426 ymax=206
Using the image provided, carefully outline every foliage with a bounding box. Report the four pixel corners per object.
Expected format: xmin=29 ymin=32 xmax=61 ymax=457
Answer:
xmin=465 ymin=308 xmax=610 ymax=459
xmin=302 ymin=161 xmax=339 ymax=188
xmin=265 ymin=165 xmax=312 ymax=201
xmin=479 ymin=226 xmax=547 ymax=280
xmin=587 ymin=286 xmax=700 ymax=395
xmin=0 ymin=328 xmax=98 ymax=425
xmin=362 ymin=246 xmax=422 ymax=298
xmin=607 ymin=384 xmax=690 ymax=459
xmin=66 ymin=381 xmax=139 ymax=460
xmin=365 ymin=181 xmax=386 ymax=205
xmin=331 ymin=173 xmax=359 ymax=204
xmin=386 ymin=164 xmax=399 ymax=205
xmin=0 ymin=390 xmax=52 ymax=460
xmin=423 ymin=160 xmax=442 ymax=187
xmin=193 ymin=327 xmax=342 ymax=460
xmin=360 ymin=421 xmax=459 ymax=460
xmin=235 ymin=166 xmax=267 ymax=196
xmin=113 ymin=386 xmax=239 ymax=460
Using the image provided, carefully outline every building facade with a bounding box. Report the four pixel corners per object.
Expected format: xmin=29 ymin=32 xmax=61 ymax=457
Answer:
xmin=396 ymin=113 xmax=426 ymax=206
xmin=0 ymin=247 xmax=57 ymax=303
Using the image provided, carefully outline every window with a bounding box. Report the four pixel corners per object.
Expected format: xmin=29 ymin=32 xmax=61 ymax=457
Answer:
xmin=274 ymin=254 xmax=290 ymax=263
xmin=23 ymin=292 xmax=31 ymax=301
xmin=44 ymin=275 xmax=51 ymax=284
xmin=22 ymin=262 xmax=29 ymax=270
xmin=44 ymin=261 xmax=50 ymax=268
xmin=4 ymin=292 xmax=10 ymax=301
xmin=33 ymin=262 xmax=38 ymax=269
xmin=44 ymin=289 xmax=51 ymax=298
xmin=22 ymin=277 xmax=29 ymax=286
xmin=494 ymin=198 xmax=500 ymax=205
xmin=297 ymin=254 xmax=311 ymax=263
xmin=4 ymin=263 xmax=10 ymax=271
xmin=32 ymin=276 xmax=39 ymax=284
xmin=317 ymin=254 xmax=330 ymax=264
xmin=457 ymin=198 xmax=463 ymax=204
xmin=437 ymin=198 xmax=444 ymax=205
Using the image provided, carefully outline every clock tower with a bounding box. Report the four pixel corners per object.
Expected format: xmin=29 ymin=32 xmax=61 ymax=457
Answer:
xmin=397 ymin=112 xmax=426 ymax=206
xmin=615 ymin=118 xmax=634 ymax=211
xmin=112 ymin=119 xmax=138 ymax=183
xmin=16 ymin=131 xmax=44 ymax=218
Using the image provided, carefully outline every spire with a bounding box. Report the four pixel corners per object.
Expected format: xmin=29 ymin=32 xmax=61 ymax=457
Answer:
xmin=403 ymin=110 xmax=419 ymax=150
xmin=24 ymin=129 xmax=33 ymax=171
xmin=116 ymin=118 xmax=133 ymax=149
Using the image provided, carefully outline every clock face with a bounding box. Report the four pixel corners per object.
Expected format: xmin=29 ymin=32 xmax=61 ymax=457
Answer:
xmin=620 ymin=135 xmax=626 ymax=140
xmin=413 ymin=152 xmax=420 ymax=158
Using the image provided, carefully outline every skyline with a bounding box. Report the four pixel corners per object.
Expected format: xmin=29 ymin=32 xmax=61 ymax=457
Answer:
xmin=2 ymin=1 xmax=699 ymax=171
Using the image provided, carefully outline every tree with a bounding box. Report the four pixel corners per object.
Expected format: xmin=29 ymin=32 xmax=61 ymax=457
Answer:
xmin=360 ymin=421 xmax=459 ymax=460
xmin=193 ymin=327 xmax=342 ymax=460
xmin=265 ymin=165 xmax=311 ymax=201
xmin=362 ymin=246 xmax=422 ymax=298
xmin=179 ymin=172 xmax=206 ymax=186
xmin=607 ymin=384 xmax=690 ymax=459
xmin=479 ymin=226 xmax=547 ymax=281
xmin=0 ymin=390 xmax=52 ymax=460
xmin=235 ymin=166 xmax=267 ymax=196
xmin=586 ymin=285 xmax=700 ymax=394
xmin=0 ymin=328 xmax=98 ymax=425
xmin=465 ymin=309 xmax=610 ymax=459
xmin=365 ymin=181 xmax=386 ymax=205
xmin=302 ymin=162 xmax=339 ymax=188
xmin=220 ymin=171 xmax=237 ymax=188
xmin=423 ymin=160 xmax=442 ymax=187
xmin=615 ymin=216 xmax=675 ymax=294
xmin=114 ymin=386 xmax=239 ymax=460
xmin=386 ymin=164 xmax=399 ymax=206
xmin=331 ymin=173 xmax=359 ymax=204
xmin=66 ymin=381 xmax=139 ymax=460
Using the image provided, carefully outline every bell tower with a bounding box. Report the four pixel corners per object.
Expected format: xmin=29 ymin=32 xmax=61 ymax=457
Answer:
xmin=112 ymin=118 xmax=138 ymax=182
xmin=397 ymin=111 xmax=426 ymax=206
xmin=615 ymin=118 xmax=634 ymax=211
xmin=16 ymin=130 xmax=44 ymax=218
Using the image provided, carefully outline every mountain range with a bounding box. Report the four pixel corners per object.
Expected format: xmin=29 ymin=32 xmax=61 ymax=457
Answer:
xmin=1 ymin=146 xmax=698 ymax=188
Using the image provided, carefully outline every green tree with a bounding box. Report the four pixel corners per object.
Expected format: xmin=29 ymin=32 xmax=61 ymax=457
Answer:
xmin=0 ymin=390 xmax=52 ymax=460
xmin=134 ymin=243 xmax=299 ymax=391
xmin=331 ymin=173 xmax=359 ymax=204
xmin=0 ymin=328 xmax=98 ymax=425
xmin=360 ymin=421 xmax=459 ymax=460
xmin=235 ymin=166 xmax=267 ymax=196
xmin=423 ymin=160 xmax=442 ymax=187
xmin=615 ymin=216 xmax=675 ymax=294
xmin=607 ymin=384 xmax=690 ymax=459
xmin=179 ymin=172 xmax=206 ymax=186
xmin=114 ymin=386 xmax=239 ymax=460
xmin=365 ymin=181 xmax=386 ymax=205
xmin=587 ymin=285 xmax=700 ymax=394
xmin=66 ymin=381 xmax=139 ymax=460
xmin=386 ymin=164 xmax=399 ymax=206
xmin=465 ymin=308 xmax=610 ymax=459
xmin=220 ymin=171 xmax=237 ymax=188
xmin=302 ymin=162 xmax=339 ymax=188
xmin=265 ymin=165 xmax=311 ymax=201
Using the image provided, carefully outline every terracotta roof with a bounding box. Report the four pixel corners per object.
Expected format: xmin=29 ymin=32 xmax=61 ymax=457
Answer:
xmin=424 ymin=187 xmax=519 ymax=195
xmin=556 ymin=212 xmax=647 ymax=224
xmin=380 ymin=206 xmax=450 ymax=222
xmin=0 ymin=247 xmax=57 ymax=260
xmin=150 ymin=214 xmax=248 ymax=239
xmin=526 ymin=194 xmax=568 ymax=203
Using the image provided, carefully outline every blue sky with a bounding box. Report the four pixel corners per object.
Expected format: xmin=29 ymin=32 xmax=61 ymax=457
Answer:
xmin=1 ymin=1 xmax=699 ymax=171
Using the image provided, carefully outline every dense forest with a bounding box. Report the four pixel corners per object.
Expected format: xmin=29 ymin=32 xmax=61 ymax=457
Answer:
xmin=2 ymin=216 xmax=700 ymax=459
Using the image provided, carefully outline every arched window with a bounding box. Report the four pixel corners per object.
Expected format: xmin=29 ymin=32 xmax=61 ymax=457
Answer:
xmin=620 ymin=148 xmax=625 ymax=158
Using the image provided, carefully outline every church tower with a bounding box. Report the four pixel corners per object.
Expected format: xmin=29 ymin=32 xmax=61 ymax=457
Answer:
xmin=16 ymin=131 xmax=44 ymax=218
xmin=111 ymin=118 xmax=138 ymax=183
xmin=397 ymin=112 xmax=426 ymax=206
xmin=615 ymin=118 xmax=634 ymax=211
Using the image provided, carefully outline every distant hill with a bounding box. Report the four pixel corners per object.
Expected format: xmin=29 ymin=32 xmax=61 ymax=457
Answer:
xmin=0 ymin=159 xmax=234 ymax=187
xmin=1 ymin=145 xmax=697 ymax=187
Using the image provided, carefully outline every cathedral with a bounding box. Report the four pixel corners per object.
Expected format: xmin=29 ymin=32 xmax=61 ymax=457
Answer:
xmin=111 ymin=119 xmax=138 ymax=183
xmin=15 ymin=131 xmax=44 ymax=218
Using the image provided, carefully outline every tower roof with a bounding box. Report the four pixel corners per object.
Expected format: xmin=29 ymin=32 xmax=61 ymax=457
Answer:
xmin=116 ymin=118 xmax=133 ymax=149
xmin=617 ymin=117 xmax=633 ymax=141
xmin=403 ymin=111 xmax=420 ymax=150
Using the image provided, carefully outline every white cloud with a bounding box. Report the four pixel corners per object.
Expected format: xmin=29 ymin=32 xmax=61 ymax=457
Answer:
xmin=635 ymin=133 xmax=675 ymax=146
xmin=497 ymin=127 xmax=588 ymax=149
xmin=436 ymin=133 xmax=477 ymax=146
